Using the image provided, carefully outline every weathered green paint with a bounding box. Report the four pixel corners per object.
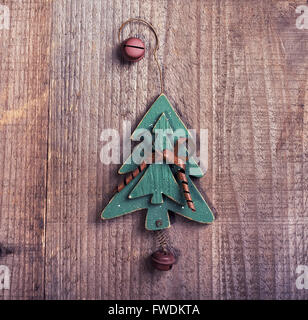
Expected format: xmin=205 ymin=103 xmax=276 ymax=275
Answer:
xmin=153 ymin=113 xmax=174 ymax=151
xmin=101 ymin=167 xmax=214 ymax=230
xmin=129 ymin=163 xmax=184 ymax=205
xmin=101 ymin=94 xmax=214 ymax=230
xmin=118 ymin=94 xmax=204 ymax=178
xmin=129 ymin=113 xmax=183 ymax=206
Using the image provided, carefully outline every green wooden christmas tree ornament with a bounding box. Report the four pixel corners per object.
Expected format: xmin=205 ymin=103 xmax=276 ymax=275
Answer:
xmin=102 ymin=18 xmax=215 ymax=271
xmin=102 ymin=94 xmax=214 ymax=229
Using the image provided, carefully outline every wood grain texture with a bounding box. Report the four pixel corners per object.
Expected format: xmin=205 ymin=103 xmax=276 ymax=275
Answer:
xmin=0 ymin=0 xmax=51 ymax=299
xmin=0 ymin=0 xmax=307 ymax=299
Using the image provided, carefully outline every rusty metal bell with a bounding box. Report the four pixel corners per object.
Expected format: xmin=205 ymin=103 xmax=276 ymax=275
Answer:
xmin=151 ymin=249 xmax=176 ymax=271
xmin=121 ymin=37 xmax=145 ymax=62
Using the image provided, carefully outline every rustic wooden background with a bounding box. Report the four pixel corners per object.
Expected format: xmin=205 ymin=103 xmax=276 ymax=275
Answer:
xmin=0 ymin=0 xmax=307 ymax=300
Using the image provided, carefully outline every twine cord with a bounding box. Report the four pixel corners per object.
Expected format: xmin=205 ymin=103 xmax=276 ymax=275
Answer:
xmin=118 ymin=18 xmax=164 ymax=94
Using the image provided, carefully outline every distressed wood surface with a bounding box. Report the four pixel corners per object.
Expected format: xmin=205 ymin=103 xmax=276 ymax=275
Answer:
xmin=0 ymin=0 xmax=307 ymax=300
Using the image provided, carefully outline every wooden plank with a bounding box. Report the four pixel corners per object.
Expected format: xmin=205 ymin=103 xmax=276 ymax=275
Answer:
xmin=43 ymin=0 xmax=308 ymax=300
xmin=0 ymin=0 xmax=51 ymax=299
